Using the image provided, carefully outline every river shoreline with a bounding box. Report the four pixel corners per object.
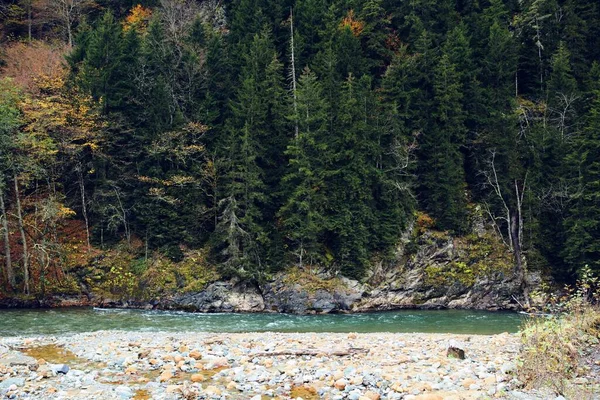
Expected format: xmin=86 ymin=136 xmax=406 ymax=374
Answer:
xmin=0 ymin=228 xmax=542 ymax=315
xmin=0 ymin=330 xmax=550 ymax=400
xmin=0 ymin=267 xmax=532 ymax=314
xmin=0 ymin=293 xmax=523 ymax=312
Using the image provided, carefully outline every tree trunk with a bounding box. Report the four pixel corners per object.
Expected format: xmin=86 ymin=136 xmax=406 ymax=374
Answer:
xmin=511 ymin=212 xmax=530 ymax=309
xmin=27 ymin=0 xmax=32 ymax=42
xmin=510 ymin=213 xmax=522 ymax=274
xmin=0 ymin=192 xmax=15 ymax=290
xmin=67 ymin=20 xmax=72 ymax=48
xmin=252 ymin=347 xmax=369 ymax=357
xmin=14 ymin=175 xmax=29 ymax=295
xmin=290 ymin=8 xmax=298 ymax=139
xmin=77 ymin=168 xmax=91 ymax=251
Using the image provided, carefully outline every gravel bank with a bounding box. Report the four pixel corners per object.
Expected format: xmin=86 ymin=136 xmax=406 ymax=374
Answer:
xmin=1 ymin=331 xmax=554 ymax=399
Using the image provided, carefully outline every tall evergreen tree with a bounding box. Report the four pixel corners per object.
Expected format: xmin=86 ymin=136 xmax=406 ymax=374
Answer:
xmin=324 ymin=75 xmax=378 ymax=278
xmin=546 ymin=42 xmax=579 ymax=141
xmin=215 ymin=30 xmax=282 ymax=277
xmin=280 ymin=68 xmax=329 ymax=267
xmin=527 ymin=42 xmax=579 ymax=275
xmin=475 ymin=4 xmax=528 ymax=280
xmin=420 ymin=54 xmax=468 ymax=233
xmin=562 ymin=77 xmax=600 ymax=275
xmin=359 ymin=0 xmax=394 ymax=76
xmin=78 ymin=11 xmax=130 ymax=113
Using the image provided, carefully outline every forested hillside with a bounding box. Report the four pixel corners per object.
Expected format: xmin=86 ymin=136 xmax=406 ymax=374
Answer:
xmin=1 ymin=0 xmax=599 ymax=297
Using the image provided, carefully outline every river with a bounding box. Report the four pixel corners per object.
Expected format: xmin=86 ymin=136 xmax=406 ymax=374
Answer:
xmin=0 ymin=307 xmax=524 ymax=336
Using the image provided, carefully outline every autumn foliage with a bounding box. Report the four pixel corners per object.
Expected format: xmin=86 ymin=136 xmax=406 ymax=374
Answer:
xmin=1 ymin=40 xmax=103 ymax=295
xmin=1 ymin=40 xmax=67 ymax=95
xmin=340 ymin=10 xmax=364 ymax=36
xmin=123 ymin=4 xmax=152 ymax=32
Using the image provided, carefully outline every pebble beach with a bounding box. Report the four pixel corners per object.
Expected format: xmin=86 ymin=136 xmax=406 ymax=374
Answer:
xmin=0 ymin=331 xmax=552 ymax=400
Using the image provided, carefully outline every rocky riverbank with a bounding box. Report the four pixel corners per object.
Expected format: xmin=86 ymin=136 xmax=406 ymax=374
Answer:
xmin=1 ymin=218 xmax=545 ymax=314
xmin=0 ymin=330 xmax=555 ymax=400
xmin=0 ymin=265 xmax=539 ymax=314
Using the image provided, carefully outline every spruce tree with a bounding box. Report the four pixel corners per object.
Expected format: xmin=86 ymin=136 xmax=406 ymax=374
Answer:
xmin=561 ymin=0 xmax=592 ymax=83
xmin=325 ymin=75 xmax=378 ymax=278
xmin=528 ymin=43 xmax=579 ymax=275
xmin=215 ymin=30 xmax=280 ymax=277
xmin=562 ymin=79 xmax=600 ymax=274
xmin=280 ymin=68 xmax=329 ymax=267
xmin=359 ymin=0 xmax=393 ymax=76
xmin=79 ymin=11 xmax=128 ymax=113
xmin=420 ymin=54 xmax=468 ymax=233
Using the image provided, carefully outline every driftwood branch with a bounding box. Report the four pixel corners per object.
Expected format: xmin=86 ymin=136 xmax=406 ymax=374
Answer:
xmin=252 ymin=348 xmax=369 ymax=357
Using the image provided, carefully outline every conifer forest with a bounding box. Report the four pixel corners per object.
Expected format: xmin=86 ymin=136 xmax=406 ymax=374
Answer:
xmin=1 ymin=0 xmax=599 ymax=297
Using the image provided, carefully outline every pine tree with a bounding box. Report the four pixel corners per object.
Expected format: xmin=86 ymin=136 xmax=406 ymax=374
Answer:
xmin=381 ymin=46 xmax=419 ymax=126
xmin=476 ymin=6 xmax=528 ymax=281
xmin=561 ymin=0 xmax=592 ymax=83
xmin=515 ymin=0 xmax=561 ymax=96
xmin=78 ymin=11 xmax=128 ymax=113
xmin=293 ymin=0 xmax=329 ymax=67
xmin=399 ymin=0 xmax=456 ymax=44
xmin=443 ymin=23 xmax=480 ymax=131
xmin=334 ymin=18 xmax=367 ymax=79
xmin=420 ymin=54 xmax=468 ymax=233
xmin=359 ymin=0 xmax=393 ymax=76
xmin=199 ymin=28 xmax=234 ymax=151
xmin=528 ymin=43 xmax=580 ymax=276
xmin=562 ymin=83 xmax=600 ymax=274
xmin=324 ymin=75 xmax=378 ymax=278
xmin=215 ymin=30 xmax=280 ymax=277
xmin=280 ymin=68 xmax=329 ymax=267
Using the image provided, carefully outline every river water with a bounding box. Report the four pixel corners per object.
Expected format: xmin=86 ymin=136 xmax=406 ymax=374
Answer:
xmin=0 ymin=308 xmax=524 ymax=336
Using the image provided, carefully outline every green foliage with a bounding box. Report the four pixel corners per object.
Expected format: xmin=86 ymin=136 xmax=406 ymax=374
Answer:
xmin=0 ymin=78 xmax=22 ymax=189
xmin=280 ymin=67 xmax=329 ymax=266
xmin=4 ymin=0 xmax=600 ymax=294
xmin=77 ymin=11 xmax=134 ymax=113
xmin=0 ymin=78 xmax=22 ymax=133
xmin=419 ymin=53 xmax=468 ymax=233
xmin=562 ymin=79 xmax=600 ymax=275
xmin=213 ymin=30 xmax=281 ymax=279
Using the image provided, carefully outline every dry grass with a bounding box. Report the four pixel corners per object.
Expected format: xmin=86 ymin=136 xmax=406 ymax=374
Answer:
xmin=281 ymin=266 xmax=346 ymax=294
xmin=519 ymin=297 xmax=600 ymax=398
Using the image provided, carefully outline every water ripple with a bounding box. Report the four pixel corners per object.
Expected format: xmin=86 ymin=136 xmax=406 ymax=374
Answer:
xmin=0 ymin=308 xmax=524 ymax=337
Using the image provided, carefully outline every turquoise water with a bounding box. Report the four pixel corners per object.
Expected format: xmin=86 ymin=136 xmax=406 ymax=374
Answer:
xmin=0 ymin=308 xmax=524 ymax=336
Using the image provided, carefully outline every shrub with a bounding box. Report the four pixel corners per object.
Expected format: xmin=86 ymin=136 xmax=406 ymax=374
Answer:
xmin=518 ymin=266 xmax=600 ymax=398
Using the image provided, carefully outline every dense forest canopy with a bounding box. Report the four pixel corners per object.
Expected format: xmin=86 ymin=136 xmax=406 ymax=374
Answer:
xmin=1 ymin=0 xmax=599 ymax=295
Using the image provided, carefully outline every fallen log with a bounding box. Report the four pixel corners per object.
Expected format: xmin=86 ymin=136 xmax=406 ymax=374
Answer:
xmin=252 ymin=347 xmax=369 ymax=357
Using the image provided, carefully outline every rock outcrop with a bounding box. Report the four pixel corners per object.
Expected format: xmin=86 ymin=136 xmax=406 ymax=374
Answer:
xmin=149 ymin=233 xmax=539 ymax=314
xmin=150 ymin=227 xmax=538 ymax=313
xmin=261 ymin=276 xmax=365 ymax=313
xmin=160 ymin=280 xmax=264 ymax=312
xmin=1 ymin=214 xmax=542 ymax=313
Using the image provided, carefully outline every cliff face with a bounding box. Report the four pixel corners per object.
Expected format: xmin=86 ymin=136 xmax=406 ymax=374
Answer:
xmin=1 ymin=213 xmax=542 ymax=312
xmin=153 ymin=221 xmax=540 ymax=313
